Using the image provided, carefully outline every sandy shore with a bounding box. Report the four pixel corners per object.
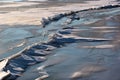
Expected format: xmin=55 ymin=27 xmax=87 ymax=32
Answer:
xmin=0 ymin=0 xmax=118 ymax=26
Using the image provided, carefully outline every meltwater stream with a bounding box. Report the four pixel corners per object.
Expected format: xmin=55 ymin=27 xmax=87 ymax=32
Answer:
xmin=0 ymin=5 xmax=120 ymax=80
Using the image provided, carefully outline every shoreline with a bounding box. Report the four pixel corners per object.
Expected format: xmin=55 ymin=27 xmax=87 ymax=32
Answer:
xmin=0 ymin=0 xmax=118 ymax=26
xmin=0 ymin=4 xmax=120 ymax=80
xmin=0 ymin=0 xmax=120 ymax=80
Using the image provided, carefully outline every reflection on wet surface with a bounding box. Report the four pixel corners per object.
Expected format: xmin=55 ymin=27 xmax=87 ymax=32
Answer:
xmin=0 ymin=26 xmax=46 ymax=58
xmin=14 ymin=7 xmax=120 ymax=80
xmin=0 ymin=4 xmax=119 ymax=79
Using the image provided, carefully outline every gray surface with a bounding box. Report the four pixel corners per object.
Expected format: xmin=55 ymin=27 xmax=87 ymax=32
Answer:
xmin=17 ymin=7 xmax=120 ymax=80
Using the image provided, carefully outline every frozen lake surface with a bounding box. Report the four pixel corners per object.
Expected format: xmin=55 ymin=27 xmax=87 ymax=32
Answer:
xmin=0 ymin=6 xmax=119 ymax=80
xmin=0 ymin=0 xmax=120 ymax=80
xmin=18 ymin=7 xmax=120 ymax=80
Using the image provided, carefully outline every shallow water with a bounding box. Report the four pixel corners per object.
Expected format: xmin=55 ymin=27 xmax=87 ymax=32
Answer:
xmin=0 ymin=15 xmax=67 ymax=59
xmin=0 ymin=0 xmax=119 ymax=79
xmin=0 ymin=26 xmax=46 ymax=59
xmin=14 ymin=7 xmax=120 ymax=80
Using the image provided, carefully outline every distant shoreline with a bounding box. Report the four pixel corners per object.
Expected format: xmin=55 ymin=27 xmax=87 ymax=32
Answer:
xmin=0 ymin=0 xmax=118 ymax=26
